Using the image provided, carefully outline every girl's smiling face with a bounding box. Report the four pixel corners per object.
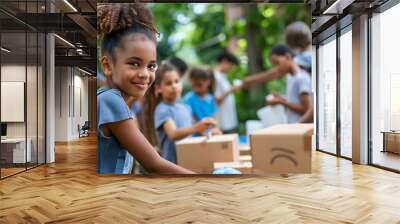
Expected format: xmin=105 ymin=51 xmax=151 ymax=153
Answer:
xmin=102 ymin=33 xmax=157 ymax=99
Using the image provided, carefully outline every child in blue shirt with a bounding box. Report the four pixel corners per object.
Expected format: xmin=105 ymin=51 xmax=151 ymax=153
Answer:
xmin=183 ymin=66 xmax=219 ymax=122
xmin=97 ymin=3 xmax=193 ymax=174
xmin=144 ymin=63 xmax=217 ymax=164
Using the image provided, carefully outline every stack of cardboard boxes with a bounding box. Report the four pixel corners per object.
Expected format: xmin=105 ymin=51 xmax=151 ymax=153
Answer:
xmin=175 ymin=123 xmax=314 ymax=174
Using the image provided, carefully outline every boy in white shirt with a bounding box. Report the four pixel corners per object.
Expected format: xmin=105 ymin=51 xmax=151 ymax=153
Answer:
xmin=213 ymin=51 xmax=241 ymax=133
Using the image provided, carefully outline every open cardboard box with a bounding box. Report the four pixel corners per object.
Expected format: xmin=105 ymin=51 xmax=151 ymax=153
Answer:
xmin=176 ymin=134 xmax=239 ymax=173
xmin=250 ymin=123 xmax=313 ymax=174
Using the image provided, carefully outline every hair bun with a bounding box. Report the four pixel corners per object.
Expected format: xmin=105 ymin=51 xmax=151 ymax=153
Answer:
xmin=97 ymin=4 xmax=119 ymax=35
xmin=97 ymin=3 xmax=158 ymax=36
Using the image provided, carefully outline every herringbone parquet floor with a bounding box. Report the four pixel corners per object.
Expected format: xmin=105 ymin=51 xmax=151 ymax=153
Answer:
xmin=1 ymin=135 xmax=400 ymax=223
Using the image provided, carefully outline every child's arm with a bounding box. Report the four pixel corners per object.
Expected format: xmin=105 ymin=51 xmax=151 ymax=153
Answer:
xmin=106 ymin=119 xmax=195 ymax=174
xmin=215 ymin=85 xmax=241 ymax=105
xmin=268 ymin=93 xmax=312 ymax=116
xmin=242 ymin=66 xmax=285 ymax=88
xmin=163 ymin=118 xmax=214 ymax=141
xmin=298 ymin=100 xmax=314 ymax=123
xmin=283 ymin=94 xmax=311 ymax=115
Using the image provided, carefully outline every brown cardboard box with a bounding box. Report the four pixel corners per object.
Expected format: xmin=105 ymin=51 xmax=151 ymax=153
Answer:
xmin=250 ymin=123 xmax=313 ymax=174
xmin=176 ymin=134 xmax=239 ymax=173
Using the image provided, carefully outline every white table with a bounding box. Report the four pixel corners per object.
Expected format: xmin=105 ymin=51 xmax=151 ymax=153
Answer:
xmin=1 ymin=138 xmax=31 ymax=163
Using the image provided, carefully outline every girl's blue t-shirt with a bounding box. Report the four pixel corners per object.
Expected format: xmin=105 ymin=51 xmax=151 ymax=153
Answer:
xmin=154 ymin=102 xmax=193 ymax=164
xmin=183 ymin=91 xmax=217 ymax=121
xmin=97 ymin=87 xmax=134 ymax=174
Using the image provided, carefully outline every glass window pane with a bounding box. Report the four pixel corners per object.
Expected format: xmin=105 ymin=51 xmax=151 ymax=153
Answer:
xmin=317 ymin=37 xmax=337 ymax=154
xmin=340 ymin=29 xmax=352 ymax=158
xmin=1 ymin=10 xmax=27 ymax=177
xmin=27 ymin=31 xmax=38 ymax=169
xmin=1 ymin=0 xmax=46 ymax=179
xmin=371 ymin=4 xmax=400 ymax=171
xmin=38 ymin=32 xmax=45 ymax=165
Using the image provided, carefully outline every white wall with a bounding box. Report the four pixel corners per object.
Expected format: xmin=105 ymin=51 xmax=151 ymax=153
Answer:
xmin=1 ymin=65 xmax=31 ymax=138
xmin=55 ymin=66 xmax=69 ymax=141
xmin=54 ymin=67 xmax=89 ymax=141
xmin=72 ymin=73 xmax=89 ymax=138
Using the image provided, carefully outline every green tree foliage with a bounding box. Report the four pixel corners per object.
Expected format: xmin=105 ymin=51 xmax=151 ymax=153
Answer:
xmin=227 ymin=4 xmax=310 ymax=133
xmin=144 ymin=4 xmax=310 ymax=134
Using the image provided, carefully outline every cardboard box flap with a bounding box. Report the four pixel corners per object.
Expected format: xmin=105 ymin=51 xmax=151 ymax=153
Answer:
xmin=176 ymin=134 xmax=238 ymax=145
xmin=251 ymin=124 xmax=313 ymax=136
xmin=207 ymin=134 xmax=238 ymax=143
xmin=176 ymin=136 xmax=207 ymax=145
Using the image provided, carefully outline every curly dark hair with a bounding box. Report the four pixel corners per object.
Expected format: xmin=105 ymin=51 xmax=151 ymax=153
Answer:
xmin=97 ymin=3 xmax=159 ymax=59
xmin=216 ymin=50 xmax=239 ymax=65
xmin=284 ymin=21 xmax=311 ymax=50
xmin=270 ymin=44 xmax=295 ymax=58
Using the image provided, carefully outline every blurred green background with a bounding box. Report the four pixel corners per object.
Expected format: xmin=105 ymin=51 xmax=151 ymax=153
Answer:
xmin=149 ymin=3 xmax=310 ymax=135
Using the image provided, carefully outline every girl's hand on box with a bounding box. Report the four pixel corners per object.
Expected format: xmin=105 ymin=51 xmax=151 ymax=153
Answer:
xmin=203 ymin=118 xmax=217 ymax=126
xmin=211 ymin=128 xmax=222 ymax=135
xmin=194 ymin=119 xmax=212 ymax=133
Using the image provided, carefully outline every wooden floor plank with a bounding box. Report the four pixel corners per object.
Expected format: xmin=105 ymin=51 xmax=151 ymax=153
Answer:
xmin=0 ymin=135 xmax=399 ymax=223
